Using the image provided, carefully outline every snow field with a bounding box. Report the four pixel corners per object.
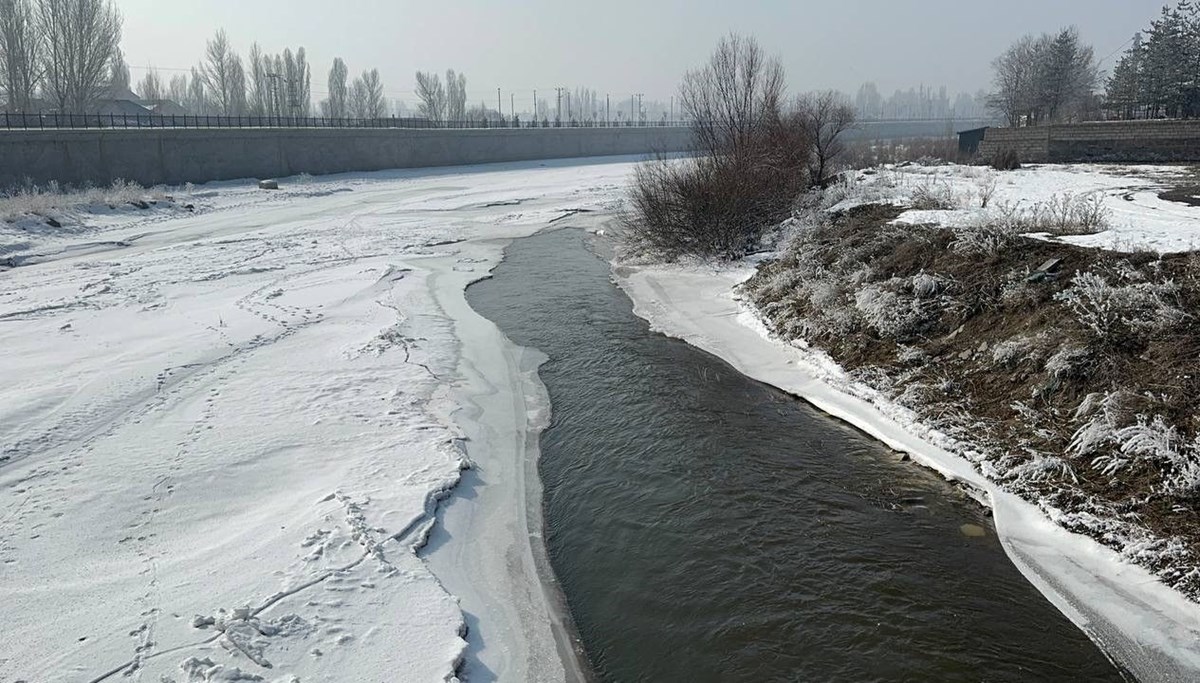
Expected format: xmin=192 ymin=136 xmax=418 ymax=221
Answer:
xmin=0 ymin=159 xmax=637 ymax=682
xmin=827 ymin=162 xmax=1200 ymax=253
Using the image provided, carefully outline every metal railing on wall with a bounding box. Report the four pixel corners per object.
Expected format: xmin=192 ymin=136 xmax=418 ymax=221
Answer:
xmin=1 ymin=112 xmax=692 ymax=130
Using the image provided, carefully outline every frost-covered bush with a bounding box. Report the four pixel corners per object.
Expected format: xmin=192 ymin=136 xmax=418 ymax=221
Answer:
xmin=1054 ymin=271 xmax=1185 ymax=341
xmin=854 ymin=282 xmax=934 ymax=340
xmin=806 ymin=275 xmax=844 ymax=309
xmin=972 ymin=193 xmax=1110 ymax=241
xmin=909 ymin=176 xmax=961 ymax=210
xmin=951 ymin=219 xmax=1022 ymax=256
xmin=911 ymin=271 xmax=949 ymax=298
xmin=1069 ymin=391 xmax=1128 ymax=466
xmin=851 ymin=365 xmax=894 ymax=392
xmin=0 ymin=179 xmax=160 ymax=221
xmin=1006 ymin=454 xmax=1079 ymax=485
xmin=1042 ymin=192 xmax=1110 ymax=233
xmin=977 ymin=175 xmax=999 ymax=209
xmin=820 ymin=169 xmax=905 ymax=212
xmin=1044 ymin=343 xmax=1090 ymax=380
xmin=992 ymin=335 xmax=1040 ymax=366
xmin=896 ymin=344 xmax=929 ymax=366
xmin=998 ymin=269 xmax=1041 ymax=307
xmin=1069 ymin=392 xmax=1200 ymax=495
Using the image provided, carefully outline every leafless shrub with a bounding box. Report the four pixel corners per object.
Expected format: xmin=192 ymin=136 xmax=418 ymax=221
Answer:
xmin=951 ymin=221 xmax=1022 ymax=256
xmin=622 ymin=153 xmax=804 ymax=260
xmin=992 ymin=334 xmax=1044 ymax=366
xmin=1044 ymin=343 xmax=1090 ymax=380
xmin=909 ymin=176 xmax=958 ymax=210
xmin=626 ymin=34 xmax=816 ymax=260
xmin=978 ymin=175 xmax=998 ymax=208
xmin=792 ymin=91 xmax=856 ymax=186
xmin=1069 ymin=392 xmax=1200 ymax=495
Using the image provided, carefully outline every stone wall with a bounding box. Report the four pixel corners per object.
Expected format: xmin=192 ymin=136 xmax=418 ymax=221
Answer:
xmin=978 ymin=127 xmax=1051 ymax=162
xmin=0 ymin=126 xmax=693 ymax=189
xmin=978 ymin=120 xmax=1200 ymax=163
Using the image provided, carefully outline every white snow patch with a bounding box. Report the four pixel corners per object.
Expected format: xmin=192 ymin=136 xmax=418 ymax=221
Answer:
xmin=839 ymin=163 xmax=1200 ymax=253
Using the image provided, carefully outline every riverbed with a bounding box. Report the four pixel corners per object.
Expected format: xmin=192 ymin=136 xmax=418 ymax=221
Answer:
xmin=467 ymin=227 xmax=1126 ymax=681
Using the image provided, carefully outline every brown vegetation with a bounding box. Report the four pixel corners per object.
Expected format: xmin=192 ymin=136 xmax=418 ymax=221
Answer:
xmin=622 ymin=34 xmax=855 ymax=260
xmin=743 ymin=204 xmax=1200 ymax=595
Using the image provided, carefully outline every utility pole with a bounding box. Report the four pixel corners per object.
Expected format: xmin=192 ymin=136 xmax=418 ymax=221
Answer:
xmin=510 ymin=93 xmax=514 ymax=122
xmin=566 ymin=90 xmax=572 ymax=122
xmin=497 ymin=87 xmax=501 ymax=119
xmin=631 ymin=95 xmax=635 ymax=124
xmin=606 ymin=94 xmax=610 ymax=126
xmin=533 ymin=89 xmax=537 ymax=122
xmin=670 ymin=95 xmax=674 ymax=121
xmin=556 ymin=87 xmax=562 ymax=123
xmin=636 ymin=93 xmax=644 ymax=125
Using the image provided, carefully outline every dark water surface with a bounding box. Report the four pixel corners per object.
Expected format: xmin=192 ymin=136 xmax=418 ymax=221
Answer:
xmin=466 ymin=228 xmax=1125 ymax=682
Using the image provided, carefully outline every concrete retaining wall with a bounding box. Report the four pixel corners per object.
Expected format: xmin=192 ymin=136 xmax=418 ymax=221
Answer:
xmin=0 ymin=126 xmax=694 ymax=188
xmin=978 ymin=120 xmax=1200 ymax=163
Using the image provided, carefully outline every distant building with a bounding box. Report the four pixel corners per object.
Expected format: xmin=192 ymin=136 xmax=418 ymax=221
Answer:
xmin=94 ymin=99 xmax=154 ymax=117
xmin=958 ymin=127 xmax=990 ymax=157
xmin=142 ymin=100 xmax=188 ymax=117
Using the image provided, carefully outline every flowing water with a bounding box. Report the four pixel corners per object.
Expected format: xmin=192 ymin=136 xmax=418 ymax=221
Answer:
xmin=466 ymin=228 xmax=1125 ymax=682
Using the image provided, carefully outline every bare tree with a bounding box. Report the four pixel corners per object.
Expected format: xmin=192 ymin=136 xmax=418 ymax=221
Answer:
xmin=200 ymin=29 xmax=245 ymax=115
xmin=349 ymin=76 xmax=367 ymax=118
xmin=246 ymin=42 xmax=268 ymax=115
xmin=167 ymin=72 xmax=187 ymax=106
xmin=227 ymin=54 xmax=246 ymax=115
xmin=794 ymin=91 xmax=856 ymax=186
xmin=625 ymin=34 xmax=813 ymax=260
xmin=445 ymin=68 xmax=466 ymax=121
xmin=37 ymin=0 xmax=123 ymax=113
xmin=187 ymin=66 xmax=209 ymax=114
xmin=360 ymin=68 xmax=385 ymax=118
xmin=989 ymin=35 xmax=1040 ymax=126
xmin=678 ymin=33 xmax=785 ymax=157
xmin=282 ymin=47 xmax=310 ymax=116
xmin=137 ymin=67 xmax=162 ymax=101
xmin=989 ymin=28 xmax=1096 ymax=126
xmin=415 ymin=70 xmax=445 ymax=122
xmin=107 ymin=47 xmax=128 ymax=97
xmin=0 ymin=0 xmax=42 ymax=112
xmin=327 ymin=57 xmax=348 ymax=118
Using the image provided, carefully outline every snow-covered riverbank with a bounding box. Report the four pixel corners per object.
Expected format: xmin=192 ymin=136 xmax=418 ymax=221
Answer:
xmin=613 ymin=162 xmax=1200 ymax=682
xmin=9 ymin=156 xmax=1200 ymax=681
xmin=0 ymin=158 xmax=635 ymax=682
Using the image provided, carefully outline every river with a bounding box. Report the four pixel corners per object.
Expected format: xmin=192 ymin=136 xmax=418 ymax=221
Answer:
xmin=466 ymin=227 xmax=1125 ymax=682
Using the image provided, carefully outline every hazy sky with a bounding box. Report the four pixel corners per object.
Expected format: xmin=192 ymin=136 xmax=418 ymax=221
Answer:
xmin=115 ymin=0 xmax=1165 ymax=109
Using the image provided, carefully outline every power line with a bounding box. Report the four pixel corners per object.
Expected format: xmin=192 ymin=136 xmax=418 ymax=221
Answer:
xmin=1097 ymin=34 xmax=1137 ymax=67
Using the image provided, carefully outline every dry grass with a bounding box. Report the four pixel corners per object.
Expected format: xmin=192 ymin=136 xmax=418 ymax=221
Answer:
xmin=0 ymin=180 xmax=167 ymax=222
